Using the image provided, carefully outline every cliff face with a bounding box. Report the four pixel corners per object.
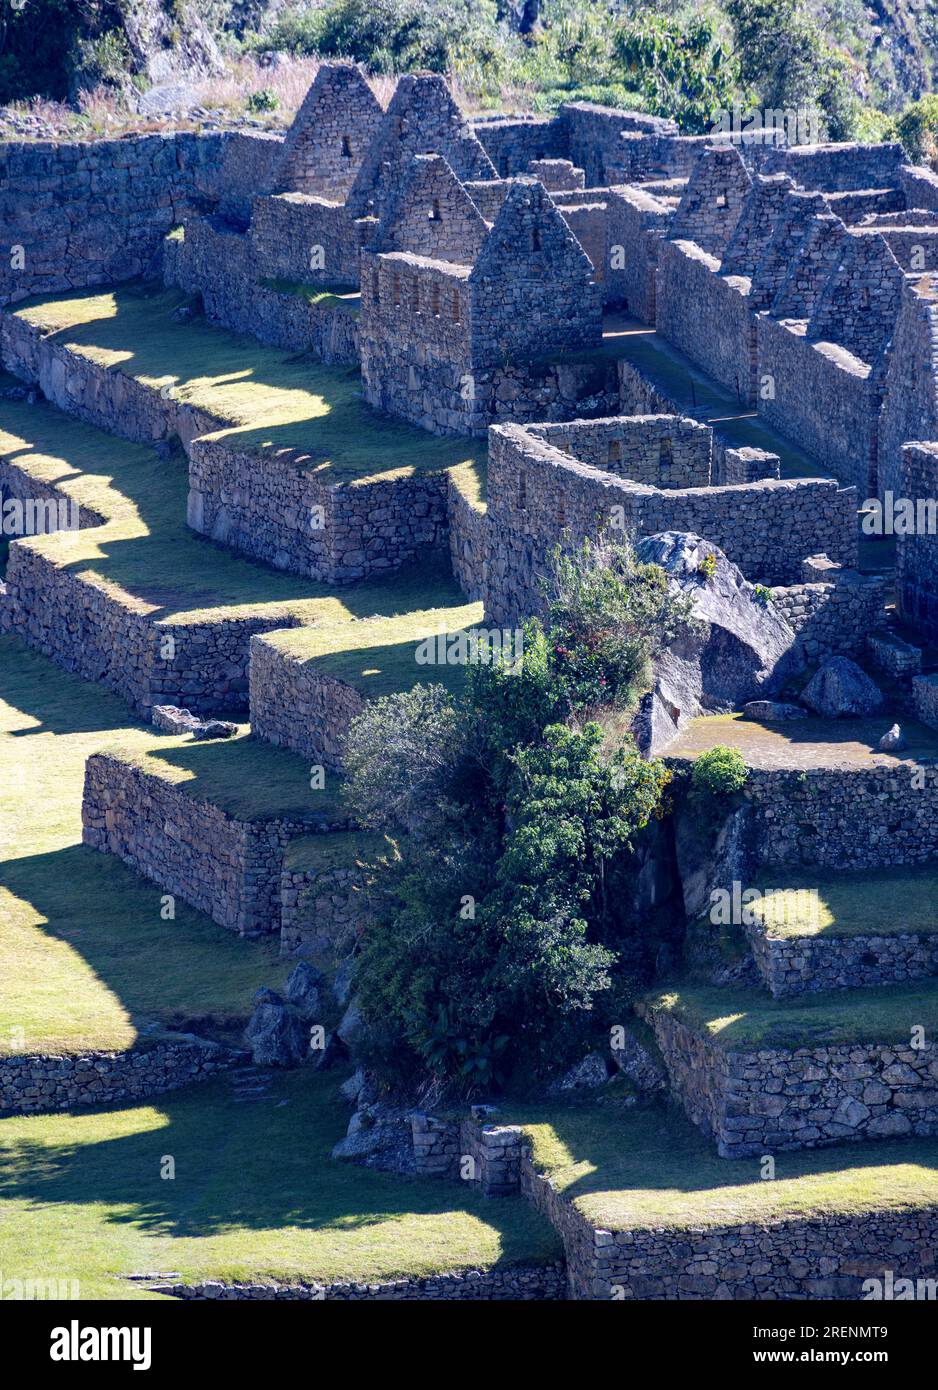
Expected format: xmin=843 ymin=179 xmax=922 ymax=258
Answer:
xmin=814 ymin=0 xmax=936 ymax=110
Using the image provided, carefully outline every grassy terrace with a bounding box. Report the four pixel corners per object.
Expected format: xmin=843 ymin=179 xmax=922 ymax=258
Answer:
xmin=258 ymin=601 xmax=484 ymax=700
xmin=0 ymin=1071 xmax=559 ymax=1300
xmin=284 ymin=830 xmax=387 ymax=875
xmin=0 ymin=637 xmax=293 ymax=1053
xmin=101 ymin=731 xmax=345 ymax=825
xmin=513 ymin=1097 xmax=938 ymax=1233
xmin=0 ymin=391 xmax=474 ymax=626
xmin=750 ymin=866 xmax=938 ymax=940
xmin=647 ymin=979 xmax=938 ymax=1051
xmin=11 ymin=283 xmax=486 ymax=489
xmin=665 ymin=712 xmax=938 ymax=770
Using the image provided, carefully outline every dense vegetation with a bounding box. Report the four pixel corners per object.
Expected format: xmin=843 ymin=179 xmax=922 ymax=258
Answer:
xmin=342 ymin=542 xmax=692 ymax=1097
xmin=4 ymin=0 xmax=935 ymax=158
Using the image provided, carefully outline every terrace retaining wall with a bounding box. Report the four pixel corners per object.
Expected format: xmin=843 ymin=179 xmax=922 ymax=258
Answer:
xmin=746 ymin=922 xmax=938 ymax=997
xmin=1 ymin=539 xmax=298 ymax=716
xmin=249 ymin=632 xmax=365 ymax=769
xmin=651 ymin=1010 xmax=938 ymax=1157
xmin=739 ymin=766 xmax=938 ymax=869
xmin=0 ymin=1039 xmax=235 ymax=1115
xmin=523 ymin=1156 xmax=938 ymax=1298
xmin=82 ymin=753 xmax=348 ymax=936
xmin=152 ymin=1265 xmax=566 ymax=1301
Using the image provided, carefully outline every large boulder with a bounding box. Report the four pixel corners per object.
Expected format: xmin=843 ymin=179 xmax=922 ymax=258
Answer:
xmin=801 ymin=656 xmax=883 ymax=718
xmin=285 ymin=961 xmax=323 ymax=1020
xmin=632 ymin=533 xmax=797 ymax=755
xmin=244 ymin=997 xmax=308 ymax=1068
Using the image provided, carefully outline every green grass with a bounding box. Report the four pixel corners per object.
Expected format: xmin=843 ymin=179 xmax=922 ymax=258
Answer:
xmin=648 ymin=979 xmax=938 ymax=1050
xmin=0 ymin=1071 xmax=560 ymax=1299
xmin=0 ymin=391 xmax=472 ymax=625
xmin=102 ymin=729 xmax=345 ymax=825
xmin=12 ymin=283 xmax=486 ymax=487
xmin=283 ymin=830 xmax=387 ymax=874
xmin=0 ymin=636 xmax=292 ymax=1052
xmin=506 ymin=1096 xmax=938 ymax=1232
xmin=260 ymin=601 xmax=484 ymax=699
xmin=259 ymin=277 xmax=361 ymax=315
xmin=750 ymin=866 xmax=938 ymax=940
xmin=665 ymin=711 xmax=938 ymax=769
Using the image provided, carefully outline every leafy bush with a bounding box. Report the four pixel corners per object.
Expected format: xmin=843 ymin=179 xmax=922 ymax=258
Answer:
xmin=246 ymin=86 xmax=279 ymax=112
xmin=690 ymin=745 xmax=749 ymax=801
xmin=345 ymin=540 xmax=679 ymax=1096
xmin=895 ymin=96 xmax=938 ymax=170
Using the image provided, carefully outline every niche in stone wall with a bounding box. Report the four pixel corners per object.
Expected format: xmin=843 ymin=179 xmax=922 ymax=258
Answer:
xmin=341 ymin=135 xmax=353 ymax=159
xmin=659 ymin=437 xmax=673 ymax=468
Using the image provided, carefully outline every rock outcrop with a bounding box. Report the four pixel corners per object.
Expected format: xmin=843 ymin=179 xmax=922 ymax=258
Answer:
xmin=632 ymin=533 xmax=797 ymax=755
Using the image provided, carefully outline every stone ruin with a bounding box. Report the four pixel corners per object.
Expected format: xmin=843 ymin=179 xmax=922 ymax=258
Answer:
xmin=5 ymin=61 xmax=938 ymax=1299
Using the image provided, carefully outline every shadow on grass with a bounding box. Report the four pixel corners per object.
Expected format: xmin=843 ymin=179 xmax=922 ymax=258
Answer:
xmin=0 ymin=1071 xmax=560 ymax=1266
xmin=504 ymin=1094 xmax=938 ymax=1219
xmin=0 ymin=841 xmax=286 ymax=1036
xmin=22 ymin=282 xmax=486 ymax=486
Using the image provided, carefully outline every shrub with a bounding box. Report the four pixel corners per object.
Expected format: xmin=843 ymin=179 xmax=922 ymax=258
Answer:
xmin=246 ymin=87 xmax=279 ymax=112
xmin=345 ymin=540 xmax=678 ymax=1096
xmin=690 ymin=745 xmax=749 ymax=801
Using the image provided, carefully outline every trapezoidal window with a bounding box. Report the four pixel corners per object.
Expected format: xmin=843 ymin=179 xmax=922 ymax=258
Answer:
xmin=431 ymin=283 xmax=441 ymax=317
xmin=608 ymin=439 xmax=623 ymax=465
xmin=451 ymin=290 xmax=461 ymax=322
xmin=341 ymin=136 xmax=353 ymax=159
xmin=860 ymin=286 xmax=871 ymax=310
xmin=715 ymin=192 xmax=727 ymax=208
xmin=428 ymin=199 xmax=442 ymax=222
xmin=532 ymin=226 xmax=541 ymax=251
xmin=557 ymin=498 xmax=566 ymax=527
xmin=659 ymin=437 xmax=673 ymax=467
xmin=411 ymin=279 xmax=420 ymax=312
xmin=392 ymin=273 xmax=402 ymax=307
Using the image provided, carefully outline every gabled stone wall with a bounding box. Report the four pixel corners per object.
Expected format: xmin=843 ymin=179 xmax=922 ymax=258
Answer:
xmin=271 ymin=62 xmax=383 ymax=200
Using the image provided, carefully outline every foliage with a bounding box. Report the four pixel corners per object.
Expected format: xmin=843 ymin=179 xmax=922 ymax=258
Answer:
xmin=895 ymin=95 xmax=938 ymax=170
xmin=345 ymin=541 xmax=679 ymax=1096
xmin=689 ymin=744 xmax=749 ymax=801
xmin=612 ymin=12 xmax=746 ymax=134
xmin=697 ymin=552 xmax=718 ymax=581
xmin=246 ymin=85 xmax=279 ymax=111
xmin=260 ymin=0 xmax=499 ymax=76
xmin=724 ymin=0 xmax=860 ymax=140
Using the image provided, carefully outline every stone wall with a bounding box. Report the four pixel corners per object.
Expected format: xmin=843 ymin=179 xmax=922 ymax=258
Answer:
xmin=746 ymin=920 xmax=938 ymax=998
xmin=897 ymin=442 xmax=938 ymax=641
xmin=756 ymin=315 xmax=879 ymax=494
xmin=650 ymin=1009 xmax=938 ymax=1156
xmin=448 ymin=476 xmax=488 ymax=600
xmin=250 ymin=629 xmax=365 ymax=768
xmin=655 ymin=240 xmax=756 ymax=403
xmin=153 ymin=1265 xmax=566 ymax=1301
xmin=740 ymin=765 xmax=938 ymax=869
xmin=0 ymin=1039 xmax=235 ymax=1115
xmin=528 ymin=414 xmax=713 ymax=489
xmin=523 ymin=1152 xmax=938 ymax=1299
xmin=247 ymin=192 xmax=369 ymax=288
xmin=82 ymin=753 xmax=347 ymax=935
xmin=774 ymin=142 xmax=904 ymax=192
xmin=484 ymin=422 xmax=857 ymax=624
xmin=411 ymin=1113 xmax=527 ymax=1197
xmin=164 ymin=218 xmax=359 ymax=363
xmin=280 ymin=840 xmax=376 ymax=958
xmin=604 ymin=185 xmax=672 ymax=321
xmin=0 ymin=129 xmax=281 ymax=306
xmin=188 ymin=435 xmax=450 ymax=584
xmin=1 ymin=537 xmax=298 ymax=716
xmin=771 ymin=569 xmax=887 ymax=663
xmin=271 ymin=62 xmax=383 ymax=201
